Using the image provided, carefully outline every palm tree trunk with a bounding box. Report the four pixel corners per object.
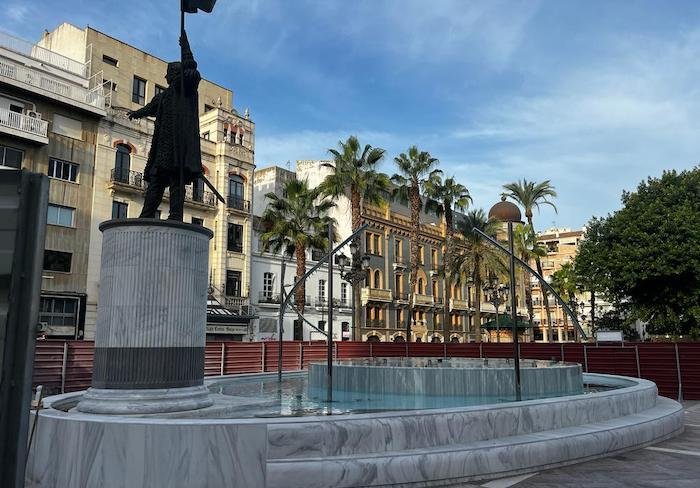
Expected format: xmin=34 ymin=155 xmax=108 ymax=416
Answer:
xmin=408 ymin=186 xmax=421 ymax=342
xmin=474 ymin=262 xmax=482 ymax=343
xmin=528 ymin=215 xmax=554 ymax=342
xmin=350 ymin=186 xmax=362 ymax=340
xmin=295 ymin=244 xmax=306 ymax=318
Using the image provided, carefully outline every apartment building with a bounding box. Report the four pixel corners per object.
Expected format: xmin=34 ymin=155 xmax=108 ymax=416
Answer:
xmin=0 ymin=29 xmax=106 ymax=338
xmin=27 ymin=23 xmax=255 ymax=339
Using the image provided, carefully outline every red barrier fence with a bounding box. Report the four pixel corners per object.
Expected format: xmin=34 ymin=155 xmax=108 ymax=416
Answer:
xmin=32 ymin=341 xmax=700 ymax=400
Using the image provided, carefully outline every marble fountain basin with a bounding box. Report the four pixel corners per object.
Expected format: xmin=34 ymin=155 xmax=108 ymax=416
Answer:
xmin=26 ymin=370 xmax=683 ymax=488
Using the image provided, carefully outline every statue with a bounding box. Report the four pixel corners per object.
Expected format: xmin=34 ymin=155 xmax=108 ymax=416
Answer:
xmin=127 ymin=31 xmax=202 ymax=221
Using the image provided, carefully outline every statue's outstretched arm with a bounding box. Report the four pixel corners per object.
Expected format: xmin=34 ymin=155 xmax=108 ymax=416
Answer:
xmin=127 ymin=93 xmax=162 ymax=119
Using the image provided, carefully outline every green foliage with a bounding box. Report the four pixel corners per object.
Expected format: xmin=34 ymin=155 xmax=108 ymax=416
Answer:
xmin=502 ymin=179 xmax=557 ymax=222
xmin=424 ymin=174 xmax=472 ymax=229
xmin=391 ymin=146 xmax=441 ymax=207
xmin=451 ymin=209 xmax=508 ymax=285
xmin=575 ymin=168 xmax=700 ymax=335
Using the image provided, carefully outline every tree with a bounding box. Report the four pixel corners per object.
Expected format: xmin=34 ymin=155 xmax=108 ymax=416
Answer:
xmin=321 ymin=136 xmax=390 ymax=339
xmin=451 ymin=209 xmax=507 ymax=342
xmin=549 ymin=262 xmax=580 ymax=341
xmin=424 ymin=174 xmax=472 ymax=339
xmin=575 ymin=168 xmax=700 ymax=335
xmin=260 ymin=179 xmax=337 ymax=319
xmin=513 ymin=223 xmax=547 ymax=330
xmin=391 ymin=146 xmax=441 ymax=341
xmin=503 ymin=179 xmax=558 ymax=341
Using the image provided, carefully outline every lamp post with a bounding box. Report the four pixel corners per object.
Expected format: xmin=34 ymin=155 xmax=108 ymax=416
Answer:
xmin=483 ymin=277 xmax=508 ymax=343
xmin=488 ymin=195 xmax=523 ymax=401
xmin=337 ymin=246 xmax=370 ymax=341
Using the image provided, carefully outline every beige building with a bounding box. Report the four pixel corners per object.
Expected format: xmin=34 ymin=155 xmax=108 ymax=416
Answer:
xmin=16 ymin=23 xmax=255 ymax=339
xmin=0 ymin=29 xmax=105 ymax=338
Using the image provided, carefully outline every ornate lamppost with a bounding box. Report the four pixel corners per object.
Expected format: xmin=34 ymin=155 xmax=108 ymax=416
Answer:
xmin=483 ymin=276 xmax=508 ymax=343
xmin=337 ymin=244 xmax=370 ymax=341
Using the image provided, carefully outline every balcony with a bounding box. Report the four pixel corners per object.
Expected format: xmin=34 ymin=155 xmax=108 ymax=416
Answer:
xmin=450 ymin=298 xmax=469 ymax=311
xmin=366 ymin=319 xmax=386 ymax=329
xmin=361 ymin=287 xmax=392 ymax=305
xmin=0 ymin=107 xmax=48 ymax=144
xmin=0 ymin=31 xmax=88 ymax=77
xmin=430 ymin=264 xmax=440 ymax=276
xmin=108 ymin=169 xmax=217 ymax=209
xmin=434 ymin=297 xmax=444 ymax=307
xmin=393 ymin=292 xmax=409 ymax=303
xmin=223 ymin=295 xmax=252 ymax=315
xmin=227 ymin=197 xmax=250 ymax=213
xmin=412 ymin=293 xmax=434 ymax=307
xmin=258 ymin=292 xmax=281 ymax=307
xmin=0 ymin=57 xmax=104 ymax=115
xmin=392 ymin=258 xmax=407 ymax=270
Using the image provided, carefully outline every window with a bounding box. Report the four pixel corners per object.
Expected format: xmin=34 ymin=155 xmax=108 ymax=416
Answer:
xmin=114 ymin=144 xmax=131 ymax=183
xmin=318 ymin=320 xmax=326 ymax=332
xmin=365 ymin=232 xmax=382 ymax=255
xmin=418 ymin=245 xmax=425 ymax=265
xmin=229 ymin=176 xmax=245 ymax=208
xmin=396 ymin=309 xmax=404 ymax=325
xmin=431 ymin=248 xmax=438 ymax=267
xmin=202 ymin=131 xmax=210 ymax=140
xmin=0 ymin=145 xmax=23 ymax=168
xmin=394 ymin=239 xmax=402 ymax=259
xmin=52 ymin=114 xmax=82 ymax=140
xmin=9 ymin=103 xmax=23 ymax=113
xmin=227 ymin=223 xmax=243 ymax=252
xmin=102 ymin=54 xmax=118 ymax=67
xmin=48 ymin=158 xmax=79 ymax=182
xmin=40 ymin=296 xmax=79 ymax=330
xmin=47 ymin=204 xmax=75 ymax=227
xmin=191 ymin=217 xmax=203 ymax=226
xmin=225 ymin=270 xmax=242 ymax=296
xmin=192 ymin=178 xmax=204 ymax=202
xmin=318 ymin=279 xmax=326 ymax=302
xmin=373 ymin=270 xmax=382 ymax=288
xmin=417 ymin=277 xmax=425 ymax=295
xmin=340 ymin=282 xmax=348 ymax=304
xmin=263 ymin=272 xmax=274 ymax=297
xmin=43 ymin=250 xmax=72 ymax=273
xmin=132 ymin=76 xmax=146 ymax=104
xmin=112 ymin=201 xmax=128 ymax=219
xmin=154 ymin=84 xmax=166 ymax=96
xmin=105 ymin=81 xmax=117 ymax=92
xmin=204 ymin=104 xmax=214 ymax=112
xmin=395 ymin=274 xmax=402 ymax=293
xmin=432 ymin=280 xmax=438 ymax=296
xmin=373 ymin=234 xmax=380 ymax=254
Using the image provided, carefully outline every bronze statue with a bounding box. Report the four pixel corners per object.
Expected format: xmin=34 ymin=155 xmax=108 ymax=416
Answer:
xmin=127 ymin=31 xmax=202 ymax=221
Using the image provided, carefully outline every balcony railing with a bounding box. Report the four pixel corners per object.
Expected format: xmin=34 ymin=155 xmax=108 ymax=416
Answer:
xmin=224 ymin=295 xmax=249 ymax=309
xmin=0 ymin=31 xmax=88 ymax=77
xmin=0 ymin=57 xmax=104 ymax=110
xmin=393 ymin=292 xmax=409 ymax=302
xmin=361 ymin=287 xmax=392 ymax=304
xmin=434 ymin=297 xmax=445 ymax=306
xmin=0 ymin=107 xmax=48 ymax=139
xmin=450 ymin=298 xmax=469 ymax=311
xmin=227 ymin=197 xmax=250 ymax=212
xmin=392 ymin=258 xmax=407 ymax=269
xmin=413 ymin=293 xmax=434 ymax=306
xmin=366 ymin=319 xmax=386 ymax=329
xmin=258 ymin=292 xmax=281 ymax=305
xmin=110 ymin=168 xmax=144 ymax=189
xmin=185 ymin=186 xmax=217 ymax=206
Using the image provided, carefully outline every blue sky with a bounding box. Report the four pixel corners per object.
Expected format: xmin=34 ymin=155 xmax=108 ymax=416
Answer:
xmin=4 ymin=0 xmax=700 ymax=231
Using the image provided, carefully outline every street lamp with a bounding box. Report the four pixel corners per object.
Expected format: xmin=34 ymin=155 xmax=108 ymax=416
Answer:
xmin=483 ymin=277 xmax=508 ymax=343
xmin=488 ymin=194 xmax=523 ymax=401
xmin=337 ymin=249 xmax=370 ymax=341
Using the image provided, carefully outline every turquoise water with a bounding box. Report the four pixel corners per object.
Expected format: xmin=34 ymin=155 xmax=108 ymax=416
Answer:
xmin=207 ymin=373 xmax=614 ymax=418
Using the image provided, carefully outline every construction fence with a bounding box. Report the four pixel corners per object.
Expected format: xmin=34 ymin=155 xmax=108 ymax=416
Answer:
xmin=32 ymin=340 xmax=700 ymax=400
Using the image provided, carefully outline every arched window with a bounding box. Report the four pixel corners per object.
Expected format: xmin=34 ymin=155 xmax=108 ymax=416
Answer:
xmin=373 ymin=269 xmax=381 ymax=288
xmin=229 ymin=175 xmax=245 ymax=209
xmin=114 ymin=144 xmax=131 ymax=182
xmin=417 ymin=278 xmax=424 ymax=294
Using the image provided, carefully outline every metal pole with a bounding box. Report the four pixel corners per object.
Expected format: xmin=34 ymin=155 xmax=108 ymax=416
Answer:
xmin=495 ymin=301 xmax=500 ymax=343
xmin=327 ymin=224 xmax=334 ymax=404
xmin=674 ymin=343 xmax=683 ymax=402
xmin=277 ymin=258 xmax=286 ymax=382
xmin=350 ymin=282 xmax=355 ymax=341
xmin=508 ymin=222 xmax=521 ymax=402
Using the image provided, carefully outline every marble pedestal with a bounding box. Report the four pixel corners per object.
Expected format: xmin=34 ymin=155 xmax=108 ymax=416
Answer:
xmin=77 ymin=219 xmax=213 ymax=414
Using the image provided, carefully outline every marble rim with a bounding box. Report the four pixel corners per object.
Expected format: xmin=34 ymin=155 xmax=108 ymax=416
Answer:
xmin=40 ymin=372 xmax=654 ymax=425
xmin=313 ymin=357 xmax=583 ymax=370
xmin=99 ymin=218 xmax=214 ymax=239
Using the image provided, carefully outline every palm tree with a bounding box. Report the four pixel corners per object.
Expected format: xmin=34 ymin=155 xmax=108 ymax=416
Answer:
xmin=391 ymin=146 xmax=441 ymax=341
xmin=424 ymin=174 xmax=472 ymax=339
xmin=260 ymin=179 xmax=337 ymax=318
xmin=451 ymin=209 xmax=507 ymax=342
xmin=503 ymin=179 xmax=558 ymax=341
xmin=321 ymin=136 xmax=390 ymax=338
xmin=550 ymin=262 xmax=580 ymax=341
xmin=513 ymin=223 xmax=547 ymax=334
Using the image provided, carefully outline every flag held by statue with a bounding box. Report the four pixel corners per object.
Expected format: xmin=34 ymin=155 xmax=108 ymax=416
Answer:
xmin=183 ymin=0 xmax=216 ymax=13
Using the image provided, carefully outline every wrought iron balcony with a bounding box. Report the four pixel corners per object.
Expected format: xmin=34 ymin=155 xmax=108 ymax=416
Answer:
xmin=450 ymin=298 xmax=469 ymax=311
xmin=393 ymin=292 xmax=409 ymax=302
xmin=392 ymin=258 xmax=407 ymax=270
xmin=0 ymin=107 xmax=48 ymax=143
xmin=366 ymin=319 xmax=386 ymax=329
xmin=258 ymin=292 xmax=281 ymax=305
xmin=412 ymin=293 xmax=434 ymax=307
xmin=110 ymin=168 xmax=145 ymax=189
xmin=185 ymin=186 xmax=216 ymax=206
xmin=227 ymin=197 xmax=250 ymax=212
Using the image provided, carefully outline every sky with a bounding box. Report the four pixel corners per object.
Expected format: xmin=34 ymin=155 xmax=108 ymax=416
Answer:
xmin=3 ymin=0 xmax=700 ymax=231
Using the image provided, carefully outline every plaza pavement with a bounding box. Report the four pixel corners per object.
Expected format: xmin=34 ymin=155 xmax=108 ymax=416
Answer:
xmin=456 ymin=401 xmax=700 ymax=488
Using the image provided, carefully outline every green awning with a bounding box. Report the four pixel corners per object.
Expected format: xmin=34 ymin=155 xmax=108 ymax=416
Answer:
xmin=482 ymin=314 xmax=532 ymax=329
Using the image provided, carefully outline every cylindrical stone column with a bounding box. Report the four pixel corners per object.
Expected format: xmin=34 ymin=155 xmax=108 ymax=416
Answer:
xmin=78 ymin=219 xmax=214 ymax=414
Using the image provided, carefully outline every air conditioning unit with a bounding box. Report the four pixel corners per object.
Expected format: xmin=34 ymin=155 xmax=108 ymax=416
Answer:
xmin=26 ymin=110 xmax=42 ymax=119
